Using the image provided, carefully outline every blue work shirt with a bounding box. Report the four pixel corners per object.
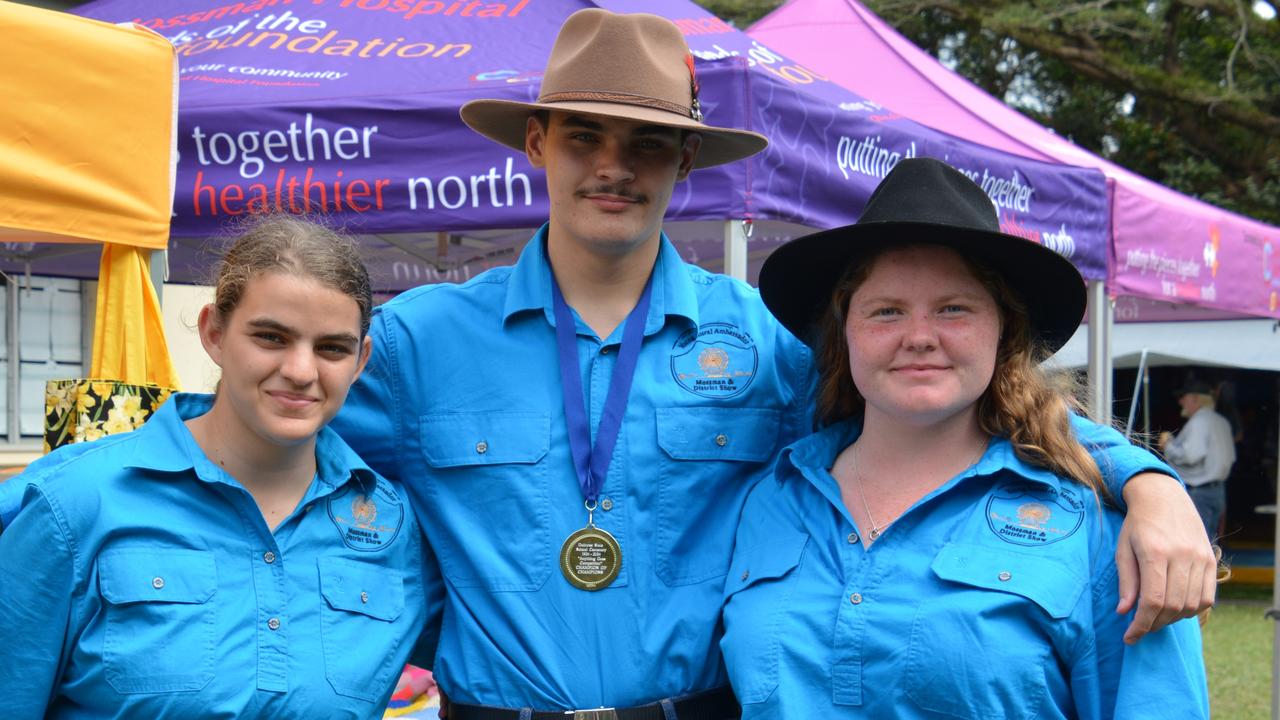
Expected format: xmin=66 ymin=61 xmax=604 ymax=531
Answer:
xmin=332 ymin=225 xmax=1174 ymax=710
xmin=721 ymin=419 xmax=1209 ymax=719
xmin=0 ymin=393 xmax=429 ymax=719
xmin=333 ymin=227 xmax=815 ymax=709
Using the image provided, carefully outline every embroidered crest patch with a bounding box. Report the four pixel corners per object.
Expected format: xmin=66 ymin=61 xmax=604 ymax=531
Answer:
xmin=985 ymin=480 xmax=1085 ymax=546
xmin=328 ymin=480 xmax=404 ymax=552
xmin=670 ymin=323 xmax=758 ymax=398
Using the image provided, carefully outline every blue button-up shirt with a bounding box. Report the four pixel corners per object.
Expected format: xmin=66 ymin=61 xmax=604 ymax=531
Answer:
xmin=0 ymin=393 xmax=429 ymax=719
xmin=721 ymin=419 xmax=1208 ymax=719
xmin=331 ymin=225 xmax=1175 ymax=710
xmin=333 ymin=227 xmax=815 ymax=709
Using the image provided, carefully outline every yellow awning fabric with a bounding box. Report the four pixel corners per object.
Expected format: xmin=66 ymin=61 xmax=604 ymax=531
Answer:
xmin=91 ymin=245 xmax=181 ymax=389
xmin=0 ymin=3 xmax=176 ymax=249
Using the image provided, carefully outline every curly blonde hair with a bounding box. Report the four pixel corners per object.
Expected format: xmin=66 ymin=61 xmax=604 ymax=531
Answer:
xmin=814 ymin=243 xmax=1106 ymax=497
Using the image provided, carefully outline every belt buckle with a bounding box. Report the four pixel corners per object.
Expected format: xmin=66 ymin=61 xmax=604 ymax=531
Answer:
xmin=565 ymin=709 xmax=617 ymax=720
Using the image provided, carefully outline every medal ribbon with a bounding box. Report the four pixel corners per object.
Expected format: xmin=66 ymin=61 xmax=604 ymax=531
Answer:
xmin=551 ymin=271 xmax=654 ymax=507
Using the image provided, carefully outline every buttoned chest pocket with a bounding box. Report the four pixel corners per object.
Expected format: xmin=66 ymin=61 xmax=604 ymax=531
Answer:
xmin=720 ymin=531 xmax=808 ymax=705
xmin=906 ymin=543 xmax=1085 ymax=720
xmin=98 ymin=548 xmax=217 ymax=694
xmin=319 ymin=557 xmax=407 ymax=701
xmin=420 ymin=412 xmax=550 ymax=591
xmin=654 ymin=407 xmax=780 ymax=586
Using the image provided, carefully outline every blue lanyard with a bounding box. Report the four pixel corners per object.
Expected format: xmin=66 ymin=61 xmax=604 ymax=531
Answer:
xmin=551 ymin=270 xmax=654 ymax=506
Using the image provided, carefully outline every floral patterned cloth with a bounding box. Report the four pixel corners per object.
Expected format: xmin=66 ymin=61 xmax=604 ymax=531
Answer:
xmin=43 ymin=379 xmax=175 ymax=453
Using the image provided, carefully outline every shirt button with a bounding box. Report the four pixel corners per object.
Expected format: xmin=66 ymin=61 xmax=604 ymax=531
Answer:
xmin=850 ymin=592 xmax=863 ymax=605
xmin=601 ymin=347 xmax=611 ymax=355
xmin=741 ymin=570 xmax=750 ymax=581
xmin=715 ymin=433 xmax=728 ymax=447
xmin=263 ymin=551 xmax=276 ymax=564
xmin=152 ymin=577 xmax=165 ymax=590
xmin=360 ymin=591 xmax=369 ymax=604
xmin=267 ymin=618 xmax=281 ymax=631
xmin=998 ymin=571 xmax=1012 ymax=582
xmin=600 ymin=497 xmax=614 ymax=511
xmin=847 ymin=532 xmax=858 ymax=544
xmin=476 ymin=440 xmax=489 ymax=454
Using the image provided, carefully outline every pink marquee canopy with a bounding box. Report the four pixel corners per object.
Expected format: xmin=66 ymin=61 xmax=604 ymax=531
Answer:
xmin=750 ymin=0 xmax=1280 ymax=319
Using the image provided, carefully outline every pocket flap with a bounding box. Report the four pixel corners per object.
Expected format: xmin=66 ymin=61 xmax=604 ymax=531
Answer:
xmin=930 ymin=542 xmax=1085 ymax=619
xmin=656 ymin=407 xmax=780 ymax=462
xmin=319 ymin=557 xmax=405 ymax=622
xmin=420 ymin=412 xmax=550 ymax=468
xmin=725 ymin=531 xmax=809 ymax=596
xmin=99 ymin=548 xmax=217 ymax=605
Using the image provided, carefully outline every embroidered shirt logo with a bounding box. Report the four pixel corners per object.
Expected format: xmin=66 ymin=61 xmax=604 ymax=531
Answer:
xmin=670 ymin=323 xmax=758 ymax=398
xmin=328 ymin=481 xmax=404 ymax=551
xmin=986 ymin=481 xmax=1084 ymax=546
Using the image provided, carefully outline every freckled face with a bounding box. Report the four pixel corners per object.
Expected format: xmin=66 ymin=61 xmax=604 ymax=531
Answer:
xmin=845 ymin=245 xmax=1002 ymax=429
xmin=200 ymin=272 xmax=370 ymax=450
xmin=525 ymin=111 xmax=701 ymax=258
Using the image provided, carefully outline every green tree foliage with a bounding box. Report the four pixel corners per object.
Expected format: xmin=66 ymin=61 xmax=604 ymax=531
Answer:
xmin=692 ymin=0 xmax=783 ymax=27
xmin=695 ymin=0 xmax=1280 ymax=224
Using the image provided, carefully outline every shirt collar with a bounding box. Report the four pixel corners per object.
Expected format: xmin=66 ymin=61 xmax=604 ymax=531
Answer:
xmin=124 ymin=392 xmax=376 ymax=493
xmin=778 ymin=417 xmax=1067 ymax=494
xmin=501 ymin=224 xmax=700 ymax=333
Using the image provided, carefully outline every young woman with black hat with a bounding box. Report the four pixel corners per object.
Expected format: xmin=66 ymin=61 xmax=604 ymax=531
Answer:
xmin=719 ymin=158 xmax=1209 ymax=718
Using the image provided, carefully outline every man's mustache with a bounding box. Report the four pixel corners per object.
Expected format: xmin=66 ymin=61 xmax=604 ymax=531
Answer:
xmin=577 ymin=185 xmax=647 ymax=203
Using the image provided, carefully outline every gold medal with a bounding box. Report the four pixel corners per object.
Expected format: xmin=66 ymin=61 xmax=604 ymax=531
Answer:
xmin=559 ymin=524 xmax=622 ymax=591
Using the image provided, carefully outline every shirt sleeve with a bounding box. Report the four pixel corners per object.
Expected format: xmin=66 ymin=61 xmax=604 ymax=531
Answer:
xmin=1077 ymin=555 xmax=1209 ymax=719
xmin=1163 ymin=416 xmax=1208 ymax=468
xmin=0 ymin=488 xmax=77 ymax=715
xmin=332 ymin=308 xmax=403 ymax=482
xmin=407 ymin=530 xmax=446 ymax=669
xmin=0 ymin=477 xmax=24 ymax=533
xmin=1070 ymin=413 xmax=1178 ymax=499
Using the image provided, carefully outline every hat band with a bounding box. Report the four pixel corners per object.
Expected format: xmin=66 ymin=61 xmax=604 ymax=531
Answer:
xmin=537 ymin=90 xmax=697 ymax=121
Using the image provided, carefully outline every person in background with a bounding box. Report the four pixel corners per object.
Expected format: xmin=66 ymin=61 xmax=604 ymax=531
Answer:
xmin=0 ymin=216 xmax=431 ymax=719
xmin=1161 ymin=380 xmax=1237 ymax=539
xmin=722 ymin=158 xmax=1209 ymax=718
xmin=332 ymin=9 xmax=1215 ymax=718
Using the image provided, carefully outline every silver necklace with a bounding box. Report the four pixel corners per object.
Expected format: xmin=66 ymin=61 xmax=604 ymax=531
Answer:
xmin=851 ymin=440 xmax=987 ymax=542
xmin=850 ymin=443 xmax=889 ymax=541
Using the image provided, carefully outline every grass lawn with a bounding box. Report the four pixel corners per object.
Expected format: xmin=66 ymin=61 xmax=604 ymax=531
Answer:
xmin=1205 ymin=584 xmax=1273 ymax=719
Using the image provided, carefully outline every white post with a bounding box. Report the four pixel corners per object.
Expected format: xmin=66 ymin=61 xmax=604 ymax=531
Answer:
xmin=1272 ymin=389 xmax=1280 ymax=720
xmin=723 ymin=220 xmax=747 ymax=281
xmin=149 ymin=248 xmax=168 ymax=306
xmin=1085 ymin=280 xmax=1113 ymax=423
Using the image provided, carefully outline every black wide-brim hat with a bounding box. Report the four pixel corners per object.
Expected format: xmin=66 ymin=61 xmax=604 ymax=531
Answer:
xmin=759 ymin=157 xmax=1086 ymax=352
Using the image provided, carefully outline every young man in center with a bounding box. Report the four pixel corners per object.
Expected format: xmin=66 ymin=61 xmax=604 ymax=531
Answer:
xmin=331 ymin=9 xmax=1216 ymax=718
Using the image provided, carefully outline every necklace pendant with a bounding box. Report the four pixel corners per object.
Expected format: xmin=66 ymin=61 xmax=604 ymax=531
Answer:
xmin=869 ymin=527 xmax=880 ymax=540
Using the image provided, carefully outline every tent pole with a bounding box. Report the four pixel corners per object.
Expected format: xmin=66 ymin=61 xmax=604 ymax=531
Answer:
xmin=1272 ymin=384 xmax=1280 ymax=719
xmin=5 ymin=280 xmax=16 ymax=445
xmin=723 ymin=220 xmax=747 ymax=281
xmin=1124 ymin=349 xmax=1148 ymax=439
xmin=1086 ymin=281 xmax=1113 ymax=423
xmin=1142 ymin=366 xmax=1150 ymax=436
xmin=149 ymin=249 xmax=167 ymax=306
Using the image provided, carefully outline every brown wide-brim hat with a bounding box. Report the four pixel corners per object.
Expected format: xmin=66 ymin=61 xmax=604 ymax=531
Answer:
xmin=460 ymin=8 xmax=768 ymax=169
xmin=759 ymin=157 xmax=1086 ymax=353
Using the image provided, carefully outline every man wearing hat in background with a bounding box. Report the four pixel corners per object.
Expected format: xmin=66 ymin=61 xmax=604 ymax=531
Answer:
xmin=332 ymin=8 xmax=1216 ymax=718
xmin=1161 ymin=381 xmax=1237 ymax=539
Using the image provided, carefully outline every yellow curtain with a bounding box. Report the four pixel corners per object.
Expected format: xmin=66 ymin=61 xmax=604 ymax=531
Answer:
xmin=92 ymin=245 xmax=181 ymax=388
